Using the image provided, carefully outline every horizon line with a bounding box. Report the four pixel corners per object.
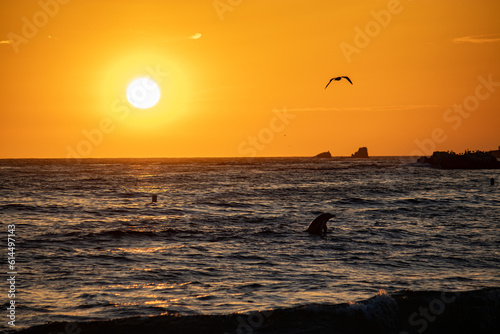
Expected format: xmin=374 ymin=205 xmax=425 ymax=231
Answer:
xmin=0 ymin=154 xmax=449 ymax=160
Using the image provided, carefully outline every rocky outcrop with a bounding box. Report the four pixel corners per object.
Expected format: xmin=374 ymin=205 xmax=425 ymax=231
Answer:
xmin=489 ymin=146 xmax=500 ymax=159
xmin=350 ymin=147 xmax=369 ymax=158
xmin=315 ymin=151 xmax=332 ymax=158
xmin=417 ymin=151 xmax=500 ymax=169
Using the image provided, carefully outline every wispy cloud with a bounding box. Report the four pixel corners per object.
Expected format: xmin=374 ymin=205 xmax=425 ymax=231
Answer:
xmin=191 ymin=33 xmax=202 ymax=40
xmin=0 ymin=40 xmax=11 ymax=44
xmin=286 ymin=105 xmax=439 ymax=112
xmin=129 ymin=31 xmax=203 ymax=44
xmin=453 ymin=33 xmax=500 ymax=44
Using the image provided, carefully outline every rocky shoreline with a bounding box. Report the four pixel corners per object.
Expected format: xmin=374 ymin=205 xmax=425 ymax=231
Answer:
xmin=417 ymin=151 xmax=500 ymax=169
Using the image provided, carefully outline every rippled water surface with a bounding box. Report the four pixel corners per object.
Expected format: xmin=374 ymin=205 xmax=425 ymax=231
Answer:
xmin=1 ymin=157 xmax=499 ymax=330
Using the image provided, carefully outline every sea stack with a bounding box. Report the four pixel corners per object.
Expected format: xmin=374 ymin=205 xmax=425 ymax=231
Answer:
xmin=351 ymin=147 xmax=369 ymax=158
xmin=315 ymin=151 xmax=332 ymax=158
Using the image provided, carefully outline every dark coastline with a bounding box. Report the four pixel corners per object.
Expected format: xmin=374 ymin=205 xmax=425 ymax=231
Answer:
xmin=416 ymin=151 xmax=500 ymax=169
xmin=14 ymin=288 xmax=500 ymax=334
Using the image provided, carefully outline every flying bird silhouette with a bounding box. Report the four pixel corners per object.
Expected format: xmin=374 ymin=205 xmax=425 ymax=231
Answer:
xmin=325 ymin=76 xmax=353 ymax=89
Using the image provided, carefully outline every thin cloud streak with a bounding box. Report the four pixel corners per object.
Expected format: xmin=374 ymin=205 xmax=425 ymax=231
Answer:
xmin=130 ymin=31 xmax=202 ymax=44
xmin=0 ymin=40 xmax=11 ymax=44
xmin=453 ymin=34 xmax=500 ymax=44
xmin=286 ymin=105 xmax=440 ymax=112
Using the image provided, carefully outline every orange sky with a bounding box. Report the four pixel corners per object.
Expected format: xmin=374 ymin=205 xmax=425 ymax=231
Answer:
xmin=1 ymin=0 xmax=499 ymax=158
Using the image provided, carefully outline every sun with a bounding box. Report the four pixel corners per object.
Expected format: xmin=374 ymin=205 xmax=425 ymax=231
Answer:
xmin=126 ymin=77 xmax=161 ymax=109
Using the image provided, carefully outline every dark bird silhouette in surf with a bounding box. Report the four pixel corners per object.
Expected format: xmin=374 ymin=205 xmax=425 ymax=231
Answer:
xmin=325 ymin=76 xmax=353 ymax=89
xmin=305 ymin=213 xmax=335 ymax=236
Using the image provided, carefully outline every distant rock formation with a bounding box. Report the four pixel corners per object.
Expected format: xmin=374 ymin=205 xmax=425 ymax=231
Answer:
xmin=315 ymin=151 xmax=332 ymax=158
xmin=350 ymin=147 xmax=369 ymax=158
xmin=417 ymin=151 xmax=500 ymax=169
xmin=489 ymin=146 xmax=500 ymax=159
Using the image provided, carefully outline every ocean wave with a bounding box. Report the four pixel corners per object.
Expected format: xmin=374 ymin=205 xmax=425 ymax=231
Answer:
xmin=1 ymin=203 xmax=40 ymax=212
xmin=29 ymin=228 xmax=180 ymax=243
xmin=14 ymin=288 xmax=500 ymax=334
xmin=26 ymin=224 xmax=283 ymax=245
xmin=82 ymin=228 xmax=207 ymax=240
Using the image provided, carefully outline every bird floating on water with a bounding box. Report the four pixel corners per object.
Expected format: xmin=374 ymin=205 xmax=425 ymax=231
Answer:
xmin=325 ymin=76 xmax=353 ymax=89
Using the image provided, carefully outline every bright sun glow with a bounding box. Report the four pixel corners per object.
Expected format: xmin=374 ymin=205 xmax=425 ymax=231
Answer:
xmin=126 ymin=77 xmax=161 ymax=109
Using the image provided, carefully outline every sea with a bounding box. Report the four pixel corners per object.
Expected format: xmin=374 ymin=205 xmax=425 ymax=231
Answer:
xmin=1 ymin=157 xmax=499 ymax=333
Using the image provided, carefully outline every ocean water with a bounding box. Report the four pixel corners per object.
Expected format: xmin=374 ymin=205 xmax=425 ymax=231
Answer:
xmin=1 ymin=157 xmax=499 ymax=333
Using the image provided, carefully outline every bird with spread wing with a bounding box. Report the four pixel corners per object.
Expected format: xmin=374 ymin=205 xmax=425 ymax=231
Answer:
xmin=325 ymin=76 xmax=353 ymax=89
